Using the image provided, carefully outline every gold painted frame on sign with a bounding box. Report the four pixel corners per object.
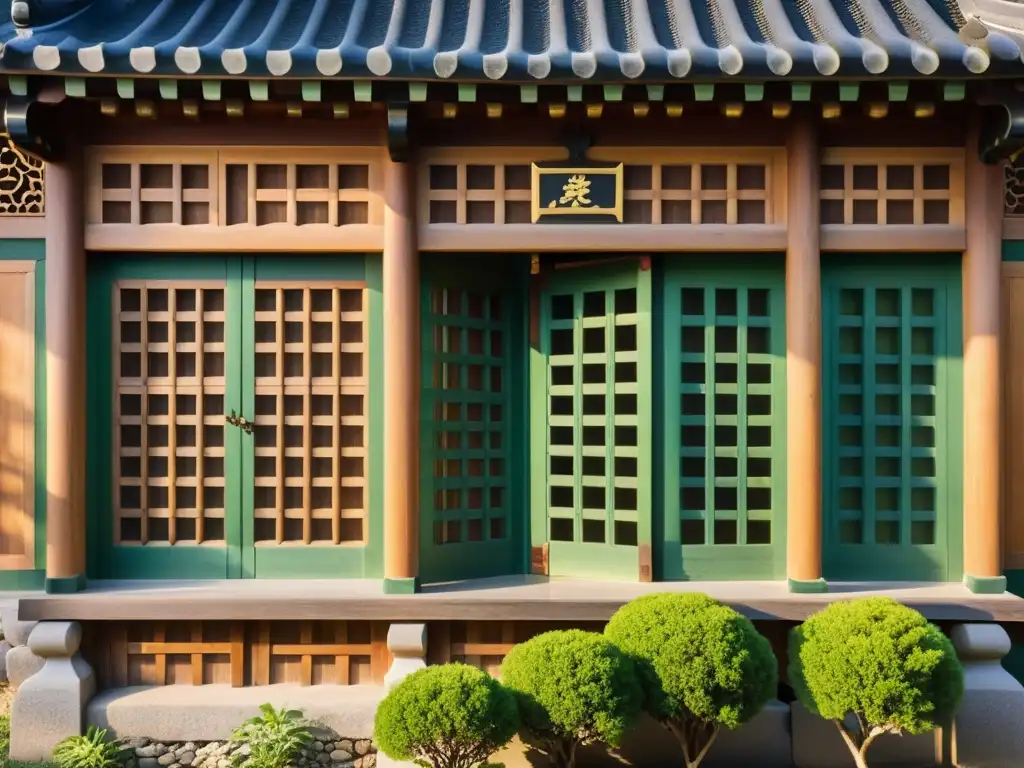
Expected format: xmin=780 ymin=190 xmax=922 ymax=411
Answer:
xmin=530 ymin=163 xmax=624 ymax=223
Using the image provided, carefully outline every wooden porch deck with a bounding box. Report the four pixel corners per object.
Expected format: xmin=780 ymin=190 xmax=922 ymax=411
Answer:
xmin=15 ymin=576 xmax=1024 ymax=622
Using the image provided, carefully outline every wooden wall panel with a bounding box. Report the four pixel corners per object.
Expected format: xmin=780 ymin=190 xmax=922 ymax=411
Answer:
xmin=1004 ymin=263 xmax=1024 ymax=569
xmin=0 ymin=262 xmax=35 ymax=570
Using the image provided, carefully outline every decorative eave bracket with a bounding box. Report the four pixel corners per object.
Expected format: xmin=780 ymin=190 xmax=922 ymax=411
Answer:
xmin=387 ymin=101 xmax=409 ymax=163
xmin=979 ymin=96 xmax=1024 ymax=164
xmin=2 ymin=95 xmax=62 ymax=162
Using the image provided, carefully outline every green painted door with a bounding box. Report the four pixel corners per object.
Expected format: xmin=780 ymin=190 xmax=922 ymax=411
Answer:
xmin=419 ymin=255 xmax=528 ymax=584
xmin=87 ymin=254 xmax=382 ymax=580
xmin=822 ymin=256 xmax=963 ymax=582
xmin=660 ymin=259 xmax=787 ymax=580
xmin=531 ymin=260 xmax=652 ymax=579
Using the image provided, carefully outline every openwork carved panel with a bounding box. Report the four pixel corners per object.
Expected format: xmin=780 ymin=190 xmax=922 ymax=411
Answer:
xmin=820 ymin=149 xmax=964 ymax=226
xmin=1006 ymin=157 xmax=1024 ymax=216
xmin=0 ymin=137 xmax=44 ymax=216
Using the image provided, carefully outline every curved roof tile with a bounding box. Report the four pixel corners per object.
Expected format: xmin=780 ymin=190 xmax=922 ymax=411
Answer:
xmin=0 ymin=0 xmax=1021 ymax=79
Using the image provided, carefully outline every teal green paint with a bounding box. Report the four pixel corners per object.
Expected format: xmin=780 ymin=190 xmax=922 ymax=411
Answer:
xmin=1003 ymin=241 xmax=1024 ymax=261
xmin=520 ymin=85 xmax=538 ymax=104
xmin=231 ymin=255 xmax=249 ymax=579
xmin=458 ymin=84 xmax=477 ymax=103
xmin=365 ymin=253 xmax=385 ymax=579
xmin=249 ymin=81 xmax=269 ymax=101
xmin=419 ymin=255 xmax=526 ymax=584
xmin=567 ymin=85 xmax=583 ymax=103
xmin=532 ymin=259 xmax=652 ymax=580
xmin=301 ymin=81 xmax=322 ymax=102
xmin=65 ymin=78 xmax=87 ymax=98
xmin=0 ymin=240 xmax=46 ymax=585
xmin=8 ymin=76 xmax=27 ymax=96
xmin=660 ymin=256 xmax=788 ymax=581
xmin=788 ymin=577 xmax=828 ymax=594
xmin=839 ymin=83 xmax=859 ymax=102
xmin=1005 ymin=570 xmax=1024 ymax=683
xmin=383 ymin=577 xmax=418 ymax=595
xmin=86 ymin=253 xmax=114 ymax=578
xmin=353 ymin=82 xmax=372 ymax=102
xmin=0 ymin=570 xmax=43 ymax=590
xmin=45 ymin=573 xmax=86 ymax=594
xmin=943 ymin=82 xmax=966 ymax=101
xmin=603 ymin=85 xmax=623 ymax=102
xmin=821 ymin=255 xmax=963 ymax=582
xmin=408 ymin=83 xmax=428 ymax=102
xmin=202 ymin=80 xmax=222 ymax=101
xmin=694 ymin=84 xmax=714 ymax=102
xmin=791 ymin=83 xmax=811 ymax=101
xmin=744 ymin=84 xmax=764 ymax=102
xmin=158 ymin=80 xmax=178 ymax=100
xmin=887 ymin=81 xmax=909 ymax=101
xmin=646 ymin=85 xmax=664 ymax=101
xmin=116 ymin=79 xmax=135 ymax=99
xmin=964 ymin=574 xmax=1007 ymax=594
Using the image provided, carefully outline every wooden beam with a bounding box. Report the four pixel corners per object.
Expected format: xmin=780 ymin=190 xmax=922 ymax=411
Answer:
xmin=964 ymin=112 xmax=1006 ymax=593
xmin=383 ymin=156 xmax=420 ymax=593
xmin=785 ymin=112 xmax=825 ymax=593
xmin=45 ymin=142 xmax=86 ymax=594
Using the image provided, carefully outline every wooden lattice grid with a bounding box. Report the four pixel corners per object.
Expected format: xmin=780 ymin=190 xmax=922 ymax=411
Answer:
xmin=115 ymin=282 xmax=228 ymax=545
xmin=819 ymin=148 xmax=964 ymax=226
xmin=252 ymin=283 xmax=368 ymax=546
xmin=89 ymin=148 xmax=219 ymax=226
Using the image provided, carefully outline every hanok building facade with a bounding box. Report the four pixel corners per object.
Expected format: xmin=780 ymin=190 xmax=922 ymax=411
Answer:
xmin=5 ymin=0 xmax=1024 ymax=761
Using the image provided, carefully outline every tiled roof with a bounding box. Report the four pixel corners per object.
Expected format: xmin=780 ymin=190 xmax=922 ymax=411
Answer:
xmin=1 ymin=0 xmax=1023 ymax=81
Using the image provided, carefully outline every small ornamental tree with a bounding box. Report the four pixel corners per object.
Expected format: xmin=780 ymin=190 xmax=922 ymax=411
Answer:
xmin=605 ymin=593 xmax=777 ymax=768
xmin=374 ymin=663 xmax=519 ymax=768
xmin=501 ymin=629 xmax=642 ymax=768
xmin=789 ymin=597 xmax=964 ymax=768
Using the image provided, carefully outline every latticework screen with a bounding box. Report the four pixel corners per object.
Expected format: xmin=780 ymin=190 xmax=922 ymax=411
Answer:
xmin=115 ymin=282 xmax=228 ymax=545
xmin=252 ymin=284 xmax=368 ymax=546
xmin=819 ymin=149 xmax=964 ymax=226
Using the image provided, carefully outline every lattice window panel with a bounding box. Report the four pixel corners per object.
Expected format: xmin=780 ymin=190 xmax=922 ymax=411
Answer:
xmin=252 ymin=285 xmax=367 ymax=546
xmin=425 ymin=163 xmax=536 ymax=224
xmin=1006 ymin=157 xmax=1024 ymax=215
xmin=91 ymin=151 xmax=218 ymax=225
xmin=0 ymin=139 xmax=43 ymax=215
xmin=674 ymin=286 xmax=777 ymax=546
xmin=828 ymin=287 xmax=940 ymax=548
xmin=820 ymin=150 xmax=964 ymax=226
xmin=253 ymin=620 xmax=381 ymax=686
xmin=620 ymin=163 xmax=771 ymax=224
xmin=115 ymin=283 xmax=227 ymax=545
xmin=222 ymin=159 xmax=380 ymax=226
xmin=546 ymin=285 xmax=641 ymax=547
xmin=424 ymin=287 xmax=511 ymax=546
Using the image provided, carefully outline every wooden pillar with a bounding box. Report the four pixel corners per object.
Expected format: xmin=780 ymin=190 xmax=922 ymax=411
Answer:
xmin=963 ymin=117 xmax=1006 ymax=593
xmin=785 ymin=113 xmax=827 ymax=593
xmin=382 ymin=156 xmax=420 ymax=594
xmin=45 ymin=143 xmax=87 ymax=593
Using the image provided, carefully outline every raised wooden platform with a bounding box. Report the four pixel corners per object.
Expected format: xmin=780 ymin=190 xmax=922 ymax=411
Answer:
xmin=16 ymin=576 xmax=1024 ymax=622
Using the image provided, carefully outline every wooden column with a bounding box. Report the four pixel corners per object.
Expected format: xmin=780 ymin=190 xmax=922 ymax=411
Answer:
xmin=382 ymin=156 xmax=420 ymax=594
xmin=963 ymin=117 xmax=1006 ymax=593
xmin=785 ymin=114 xmax=827 ymax=593
xmin=45 ymin=142 xmax=87 ymax=593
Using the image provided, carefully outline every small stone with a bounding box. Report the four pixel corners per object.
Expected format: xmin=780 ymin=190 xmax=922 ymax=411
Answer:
xmin=179 ymin=753 xmax=195 ymax=766
xmin=312 ymin=741 xmax=325 ymax=752
xmin=170 ymin=763 xmax=181 ymax=768
xmin=125 ymin=759 xmax=138 ymax=768
xmin=154 ymin=745 xmax=169 ymax=757
xmin=362 ymin=754 xmax=376 ymax=768
xmin=330 ymin=751 xmax=351 ymax=762
xmin=217 ymin=760 xmax=232 ymax=768
xmin=316 ymin=754 xmax=331 ymax=765
xmin=336 ymin=741 xmax=353 ymax=753
xmin=130 ymin=738 xmax=151 ymax=749
xmin=354 ymin=741 xmax=370 ymax=757
xmin=158 ymin=753 xmax=177 ymax=767
xmin=139 ymin=759 xmax=159 ymax=768
xmin=236 ymin=744 xmax=251 ymax=758
xmin=137 ymin=747 xmax=158 ymax=759
xmin=182 ymin=743 xmax=197 ymax=754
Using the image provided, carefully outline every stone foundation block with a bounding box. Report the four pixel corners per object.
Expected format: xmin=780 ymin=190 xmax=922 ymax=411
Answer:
xmin=950 ymin=623 xmax=1024 ymax=768
xmin=791 ymin=701 xmax=940 ymax=767
xmin=10 ymin=621 xmax=96 ymax=763
xmin=7 ymin=644 xmax=45 ymax=690
xmin=1 ymin=605 xmax=38 ymax=648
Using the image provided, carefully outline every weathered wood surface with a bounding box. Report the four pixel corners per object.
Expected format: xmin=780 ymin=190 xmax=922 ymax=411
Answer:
xmin=19 ymin=576 xmax=1024 ymax=622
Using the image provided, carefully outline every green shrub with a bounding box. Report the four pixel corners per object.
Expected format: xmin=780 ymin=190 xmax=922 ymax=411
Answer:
xmin=501 ymin=630 xmax=642 ymax=768
xmin=789 ymin=597 xmax=964 ymax=768
xmin=374 ymin=663 xmax=518 ymax=768
xmin=230 ymin=703 xmax=311 ymax=768
xmin=51 ymin=727 xmax=121 ymax=768
xmin=605 ymin=593 xmax=777 ymax=768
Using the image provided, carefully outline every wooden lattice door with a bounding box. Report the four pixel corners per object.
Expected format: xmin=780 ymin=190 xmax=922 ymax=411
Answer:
xmin=92 ymin=254 xmax=377 ymax=580
xmin=531 ymin=259 xmax=652 ymax=580
xmin=821 ymin=256 xmax=962 ymax=582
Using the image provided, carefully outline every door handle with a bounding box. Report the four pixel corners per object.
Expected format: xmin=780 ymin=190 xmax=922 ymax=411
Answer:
xmin=225 ymin=410 xmax=254 ymax=435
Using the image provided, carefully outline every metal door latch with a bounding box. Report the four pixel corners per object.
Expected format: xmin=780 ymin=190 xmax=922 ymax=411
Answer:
xmin=225 ymin=410 xmax=254 ymax=435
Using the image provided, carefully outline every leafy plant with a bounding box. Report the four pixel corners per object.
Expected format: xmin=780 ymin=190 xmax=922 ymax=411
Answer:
xmin=51 ymin=727 xmax=122 ymax=768
xmin=605 ymin=593 xmax=777 ymax=768
xmin=230 ymin=703 xmax=312 ymax=768
xmin=375 ymin=663 xmax=518 ymax=768
xmin=789 ymin=597 xmax=964 ymax=768
xmin=501 ymin=630 xmax=642 ymax=768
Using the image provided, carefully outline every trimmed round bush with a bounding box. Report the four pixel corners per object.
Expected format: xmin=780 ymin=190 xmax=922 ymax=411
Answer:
xmin=374 ymin=663 xmax=519 ymax=768
xmin=605 ymin=593 xmax=777 ymax=767
xmin=789 ymin=597 xmax=964 ymax=768
xmin=501 ymin=629 xmax=642 ymax=768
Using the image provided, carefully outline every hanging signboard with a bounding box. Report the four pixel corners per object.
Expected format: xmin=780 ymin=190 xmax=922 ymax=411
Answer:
xmin=530 ymin=162 xmax=624 ymax=224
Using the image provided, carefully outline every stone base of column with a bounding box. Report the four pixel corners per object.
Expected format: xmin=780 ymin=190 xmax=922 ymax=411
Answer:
xmin=382 ymin=577 xmax=419 ymax=595
xmin=44 ymin=573 xmax=86 ymax=595
xmin=383 ymin=623 xmax=426 ymax=691
xmin=964 ymin=574 xmax=1007 ymax=594
xmin=788 ymin=577 xmax=828 ymax=594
